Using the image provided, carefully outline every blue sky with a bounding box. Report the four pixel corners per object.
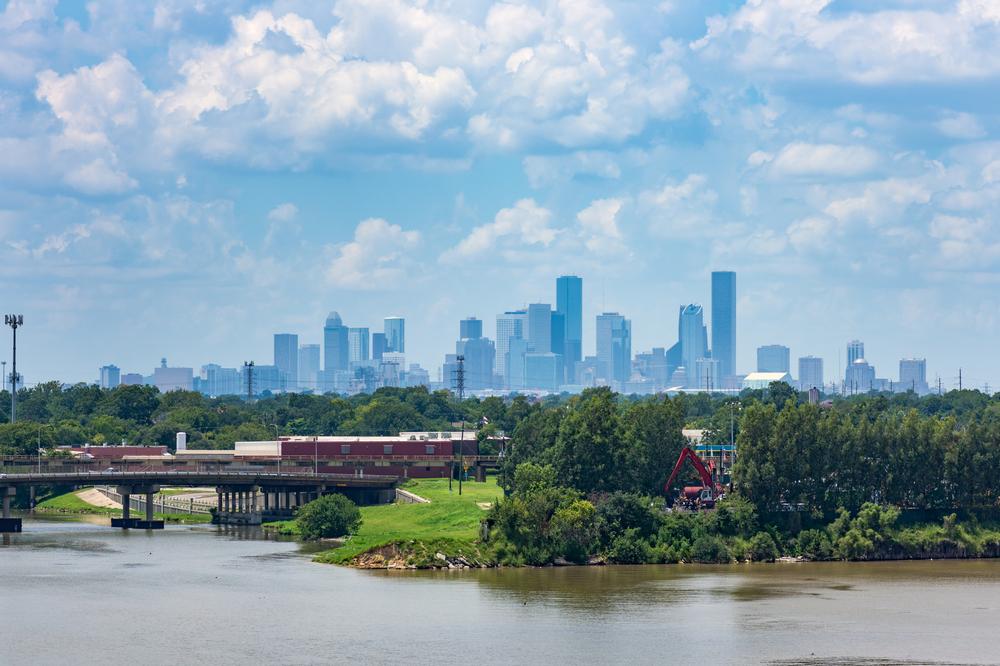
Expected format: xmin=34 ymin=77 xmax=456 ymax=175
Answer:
xmin=2 ymin=0 xmax=999 ymax=388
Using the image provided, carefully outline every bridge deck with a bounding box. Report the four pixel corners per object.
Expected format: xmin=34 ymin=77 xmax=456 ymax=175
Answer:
xmin=0 ymin=470 xmax=399 ymax=488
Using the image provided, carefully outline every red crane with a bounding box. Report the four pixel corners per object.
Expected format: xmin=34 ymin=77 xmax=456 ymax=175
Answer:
xmin=664 ymin=446 xmax=723 ymax=509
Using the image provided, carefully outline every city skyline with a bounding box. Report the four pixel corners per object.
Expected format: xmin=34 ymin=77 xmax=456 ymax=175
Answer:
xmin=2 ymin=2 xmax=998 ymax=390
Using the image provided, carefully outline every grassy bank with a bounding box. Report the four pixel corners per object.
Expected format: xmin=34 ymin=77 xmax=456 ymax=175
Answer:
xmin=312 ymin=478 xmax=501 ymax=566
xmin=36 ymin=489 xmax=212 ymax=524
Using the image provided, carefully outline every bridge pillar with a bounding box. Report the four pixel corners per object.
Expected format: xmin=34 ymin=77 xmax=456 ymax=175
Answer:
xmin=113 ymin=485 xmax=162 ymax=529
xmin=0 ymin=486 xmax=20 ymax=533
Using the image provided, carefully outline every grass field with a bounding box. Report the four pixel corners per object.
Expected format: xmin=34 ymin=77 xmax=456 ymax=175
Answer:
xmin=315 ymin=477 xmax=501 ymax=564
xmin=36 ymin=489 xmax=212 ymax=524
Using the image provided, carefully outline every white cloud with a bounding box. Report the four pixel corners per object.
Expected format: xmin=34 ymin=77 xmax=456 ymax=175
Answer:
xmin=640 ymin=174 xmax=718 ymax=236
xmin=694 ymin=0 xmax=1000 ymax=83
xmin=267 ymin=202 xmax=298 ymax=222
xmin=325 ymin=218 xmax=420 ymax=290
xmin=449 ymin=198 xmax=558 ymax=258
xmin=63 ymin=158 xmax=137 ymax=195
xmin=824 ymin=177 xmax=934 ymax=224
xmin=576 ymin=197 xmax=627 ymax=255
xmin=936 ymin=111 xmax=987 ymax=140
xmin=522 ymin=150 xmax=621 ymax=188
xmin=770 ymin=142 xmax=881 ymax=178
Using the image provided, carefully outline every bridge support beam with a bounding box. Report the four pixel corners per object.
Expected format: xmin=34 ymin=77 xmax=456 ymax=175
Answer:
xmin=112 ymin=485 xmax=163 ymax=529
xmin=0 ymin=486 xmax=20 ymax=533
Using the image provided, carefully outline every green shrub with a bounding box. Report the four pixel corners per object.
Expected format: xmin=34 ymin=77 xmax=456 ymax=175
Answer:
xmin=296 ymin=494 xmax=362 ymax=540
xmin=605 ymin=528 xmax=652 ymax=564
xmin=748 ymin=531 xmax=780 ymax=562
xmin=691 ymin=534 xmax=731 ymax=563
xmin=795 ymin=529 xmax=833 ymax=560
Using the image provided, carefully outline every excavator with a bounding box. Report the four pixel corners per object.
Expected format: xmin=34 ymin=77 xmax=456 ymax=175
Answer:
xmin=664 ymin=446 xmax=725 ymax=510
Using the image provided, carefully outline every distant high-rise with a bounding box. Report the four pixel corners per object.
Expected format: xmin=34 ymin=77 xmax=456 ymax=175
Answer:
xmin=496 ymin=310 xmax=527 ymax=381
xmin=711 ymin=271 xmax=736 ymax=377
xmin=99 ymin=364 xmax=120 ymax=389
xmin=899 ymin=358 xmax=929 ymax=394
xmin=678 ymin=304 xmax=708 ymax=387
xmin=596 ymin=312 xmax=631 ymax=384
xmin=460 ymin=317 xmax=483 ymax=340
xmin=384 ymin=317 xmax=405 ymax=353
xmin=348 ymin=327 xmax=370 ymax=364
xmin=846 ymin=340 xmax=865 ymax=386
xmin=527 ymin=303 xmax=552 ymax=353
xmin=694 ymin=357 xmax=721 ymax=391
xmin=506 ymin=337 xmax=530 ymax=390
xmin=298 ymin=344 xmax=320 ymax=391
xmin=323 ymin=312 xmax=349 ymax=373
xmin=799 ymin=356 xmax=824 ymax=391
xmin=273 ymin=333 xmax=299 ymax=391
xmin=556 ymin=275 xmax=582 ymax=366
xmin=372 ymin=333 xmax=387 ymax=361
xmin=847 ymin=357 xmax=875 ymax=393
xmin=757 ymin=345 xmax=791 ymax=373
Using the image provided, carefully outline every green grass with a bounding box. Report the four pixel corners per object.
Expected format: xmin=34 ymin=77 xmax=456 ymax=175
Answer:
xmin=315 ymin=477 xmax=501 ymax=564
xmin=36 ymin=489 xmax=212 ymax=524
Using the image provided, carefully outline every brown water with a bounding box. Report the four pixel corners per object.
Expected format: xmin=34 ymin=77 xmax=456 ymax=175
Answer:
xmin=2 ymin=517 xmax=999 ymax=665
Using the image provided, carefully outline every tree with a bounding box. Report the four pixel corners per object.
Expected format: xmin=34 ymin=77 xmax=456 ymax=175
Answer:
xmin=550 ymin=499 xmax=598 ymax=563
xmin=296 ymin=494 xmax=362 ymax=540
xmin=99 ymin=385 xmax=160 ymax=424
xmin=553 ymin=388 xmax=620 ymax=493
xmin=619 ymin=397 xmax=686 ymax=495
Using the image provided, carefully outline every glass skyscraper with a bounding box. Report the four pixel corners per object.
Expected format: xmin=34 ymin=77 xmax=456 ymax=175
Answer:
xmin=596 ymin=312 xmax=631 ymax=384
xmin=384 ymin=317 xmax=405 ymax=353
xmin=757 ymin=344 xmax=790 ymax=373
xmin=323 ymin=312 xmax=349 ymax=372
xmin=273 ymin=333 xmax=299 ymax=391
xmin=348 ymin=327 xmax=370 ymax=364
xmin=711 ymin=271 xmax=736 ymax=378
xmin=527 ymin=303 xmax=552 ymax=353
xmin=678 ymin=304 xmax=708 ymax=387
xmin=496 ymin=310 xmax=527 ymax=381
xmin=298 ymin=344 xmax=320 ymax=391
xmin=556 ymin=275 xmax=583 ymax=366
xmin=799 ymin=356 xmax=824 ymax=391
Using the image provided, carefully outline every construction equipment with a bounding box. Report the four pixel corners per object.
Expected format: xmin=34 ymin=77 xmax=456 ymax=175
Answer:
xmin=664 ymin=446 xmax=724 ymax=510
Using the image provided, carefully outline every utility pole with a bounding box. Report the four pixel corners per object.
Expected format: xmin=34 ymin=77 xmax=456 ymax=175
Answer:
xmin=244 ymin=361 xmax=254 ymax=404
xmin=456 ymin=355 xmax=465 ymax=496
xmin=5 ymin=314 xmax=22 ymax=423
xmin=1 ymin=360 xmax=5 ymax=393
xmin=938 ymin=376 xmax=942 ymax=395
xmin=958 ymin=368 xmax=962 ymax=391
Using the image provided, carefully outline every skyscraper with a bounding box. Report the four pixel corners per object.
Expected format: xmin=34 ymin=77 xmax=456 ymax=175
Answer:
xmin=757 ymin=345 xmax=791 ymax=373
xmin=496 ymin=310 xmax=527 ymax=381
xmin=298 ymin=344 xmax=320 ymax=391
xmin=596 ymin=312 xmax=631 ymax=384
xmin=711 ymin=271 xmax=736 ymax=377
xmin=384 ymin=316 xmax=405 ymax=353
xmin=678 ymin=304 xmax=708 ymax=387
xmin=273 ymin=333 xmax=299 ymax=391
xmin=460 ymin=317 xmax=483 ymax=340
xmin=846 ymin=340 xmax=865 ymax=386
xmin=99 ymin=365 xmax=120 ymax=389
xmin=899 ymin=358 xmax=929 ymax=394
xmin=556 ymin=275 xmax=583 ymax=367
xmin=372 ymin=333 xmax=387 ymax=361
xmin=527 ymin=303 xmax=552 ymax=353
xmin=348 ymin=327 xmax=370 ymax=364
xmin=323 ymin=312 xmax=349 ymax=373
xmin=799 ymin=356 xmax=824 ymax=391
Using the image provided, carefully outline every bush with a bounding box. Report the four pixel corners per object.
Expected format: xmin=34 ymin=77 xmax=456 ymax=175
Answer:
xmin=795 ymin=529 xmax=833 ymax=560
xmin=551 ymin=499 xmax=599 ymax=563
xmin=595 ymin=492 xmax=660 ymax=547
xmin=605 ymin=528 xmax=652 ymax=564
xmin=296 ymin=494 xmax=362 ymax=540
xmin=691 ymin=534 xmax=731 ymax=563
xmin=748 ymin=531 xmax=780 ymax=562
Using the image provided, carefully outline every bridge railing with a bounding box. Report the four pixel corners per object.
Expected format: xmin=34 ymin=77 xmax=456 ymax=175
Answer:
xmin=94 ymin=486 xmax=214 ymax=515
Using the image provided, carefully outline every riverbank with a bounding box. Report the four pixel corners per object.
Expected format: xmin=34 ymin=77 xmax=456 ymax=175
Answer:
xmin=36 ymin=488 xmax=212 ymax=524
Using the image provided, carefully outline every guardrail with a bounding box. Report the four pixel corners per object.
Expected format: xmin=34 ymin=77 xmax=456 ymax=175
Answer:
xmin=95 ymin=486 xmax=213 ymax=515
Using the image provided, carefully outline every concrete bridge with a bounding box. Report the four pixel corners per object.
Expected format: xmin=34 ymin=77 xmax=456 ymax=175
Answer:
xmin=0 ymin=468 xmax=399 ymax=533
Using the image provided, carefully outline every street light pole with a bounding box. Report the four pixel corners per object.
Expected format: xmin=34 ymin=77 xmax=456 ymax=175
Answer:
xmin=313 ymin=435 xmax=318 ymax=476
xmin=5 ymin=314 xmax=22 ymax=423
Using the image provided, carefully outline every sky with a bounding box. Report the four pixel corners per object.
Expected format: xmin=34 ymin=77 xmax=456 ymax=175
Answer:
xmin=1 ymin=0 xmax=999 ymax=389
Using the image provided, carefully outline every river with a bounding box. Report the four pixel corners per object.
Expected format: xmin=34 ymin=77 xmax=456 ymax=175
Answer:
xmin=2 ymin=516 xmax=998 ymax=665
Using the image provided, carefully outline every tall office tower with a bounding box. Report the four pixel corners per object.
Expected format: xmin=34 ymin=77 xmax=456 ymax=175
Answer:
xmin=596 ymin=312 xmax=631 ymax=384
xmin=899 ymin=358 xmax=929 ymax=394
xmin=323 ymin=312 xmax=349 ymax=372
xmin=372 ymin=333 xmax=387 ymax=361
xmin=527 ymin=303 xmax=552 ymax=353
xmin=711 ymin=271 xmax=736 ymax=377
xmin=506 ymin=337 xmax=530 ymax=390
xmin=799 ymin=356 xmax=824 ymax=391
xmin=348 ymin=327 xmax=370 ymax=364
xmin=550 ymin=312 xmax=566 ymax=357
xmin=846 ymin=357 xmax=876 ymax=393
xmin=298 ymin=344 xmax=320 ymax=391
xmin=757 ymin=345 xmax=791 ymax=373
xmin=99 ymin=364 xmax=121 ymax=389
xmin=495 ymin=310 xmax=527 ymax=381
xmin=384 ymin=316 xmax=405 ymax=353
xmin=273 ymin=333 xmax=299 ymax=391
xmin=846 ymin=339 xmax=865 ymax=385
xmin=199 ymin=364 xmax=241 ymax=396
xmin=556 ymin=275 xmax=583 ymax=366
xmin=460 ymin=317 xmax=483 ymax=340
xmin=455 ymin=317 xmax=495 ymax=390
xmin=678 ymin=304 xmax=708 ymax=387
